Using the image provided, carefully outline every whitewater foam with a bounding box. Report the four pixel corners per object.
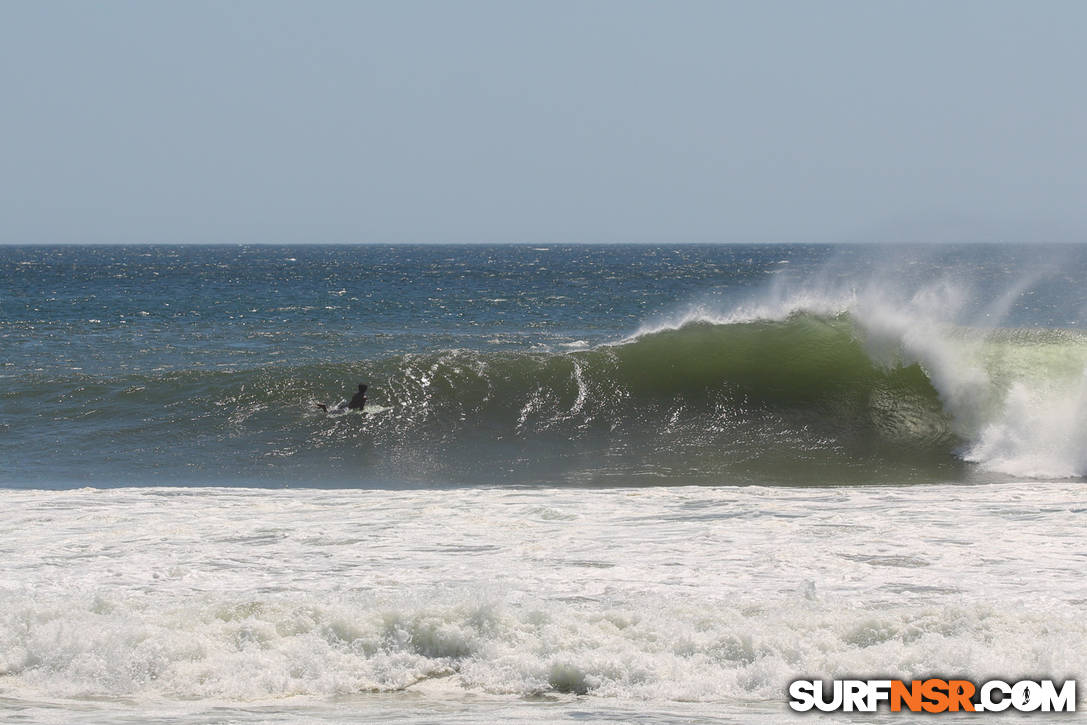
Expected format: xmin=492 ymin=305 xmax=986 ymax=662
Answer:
xmin=1 ymin=484 xmax=1084 ymax=723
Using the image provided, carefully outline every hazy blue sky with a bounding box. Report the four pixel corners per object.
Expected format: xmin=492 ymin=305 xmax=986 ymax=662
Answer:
xmin=2 ymin=1 xmax=1085 ymax=244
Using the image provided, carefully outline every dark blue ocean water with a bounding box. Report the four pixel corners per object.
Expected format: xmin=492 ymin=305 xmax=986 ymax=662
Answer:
xmin=3 ymin=244 xmax=1087 ymax=487
xmin=3 ymin=244 xmax=831 ymax=375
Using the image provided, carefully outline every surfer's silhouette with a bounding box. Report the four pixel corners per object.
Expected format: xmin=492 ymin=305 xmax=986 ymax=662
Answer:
xmin=317 ymin=384 xmax=367 ymax=414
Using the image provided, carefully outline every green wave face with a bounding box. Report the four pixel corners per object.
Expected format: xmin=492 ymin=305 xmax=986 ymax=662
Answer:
xmin=6 ymin=313 xmax=1087 ymax=486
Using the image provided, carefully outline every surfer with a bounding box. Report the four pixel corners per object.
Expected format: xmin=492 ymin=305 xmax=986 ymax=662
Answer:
xmin=317 ymin=383 xmax=368 ymax=414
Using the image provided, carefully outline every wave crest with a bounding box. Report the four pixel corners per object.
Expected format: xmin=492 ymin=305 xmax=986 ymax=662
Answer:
xmin=8 ymin=299 xmax=1087 ymax=484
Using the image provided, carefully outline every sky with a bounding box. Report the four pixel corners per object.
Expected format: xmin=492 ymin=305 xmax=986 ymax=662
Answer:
xmin=1 ymin=0 xmax=1085 ymax=244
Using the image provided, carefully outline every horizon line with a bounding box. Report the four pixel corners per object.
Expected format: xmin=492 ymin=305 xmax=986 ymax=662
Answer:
xmin=3 ymin=239 xmax=1085 ymax=247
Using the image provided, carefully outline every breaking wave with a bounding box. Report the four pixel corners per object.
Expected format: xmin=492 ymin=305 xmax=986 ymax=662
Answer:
xmin=6 ymin=281 xmax=1087 ymax=485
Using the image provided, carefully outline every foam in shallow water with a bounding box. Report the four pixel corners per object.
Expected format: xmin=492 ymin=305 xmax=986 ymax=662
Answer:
xmin=1 ymin=484 xmax=1084 ymax=722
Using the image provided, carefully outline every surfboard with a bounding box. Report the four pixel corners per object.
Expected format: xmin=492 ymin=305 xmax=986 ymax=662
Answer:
xmin=315 ymin=403 xmax=389 ymax=416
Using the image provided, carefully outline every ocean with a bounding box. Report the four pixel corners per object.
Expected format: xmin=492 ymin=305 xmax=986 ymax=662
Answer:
xmin=2 ymin=244 xmax=1085 ymax=722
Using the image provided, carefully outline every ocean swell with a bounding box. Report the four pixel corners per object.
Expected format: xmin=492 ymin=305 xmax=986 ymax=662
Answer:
xmin=7 ymin=297 xmax=1087 ymax=485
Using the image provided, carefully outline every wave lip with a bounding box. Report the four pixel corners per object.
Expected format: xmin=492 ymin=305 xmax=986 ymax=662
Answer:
xmin=628 ymin=276 xmax=1087 ymax=480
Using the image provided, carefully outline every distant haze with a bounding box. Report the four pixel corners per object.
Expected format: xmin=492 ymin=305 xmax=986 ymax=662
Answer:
xmin=2 ymin=0 xmax=1085 ymax=244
